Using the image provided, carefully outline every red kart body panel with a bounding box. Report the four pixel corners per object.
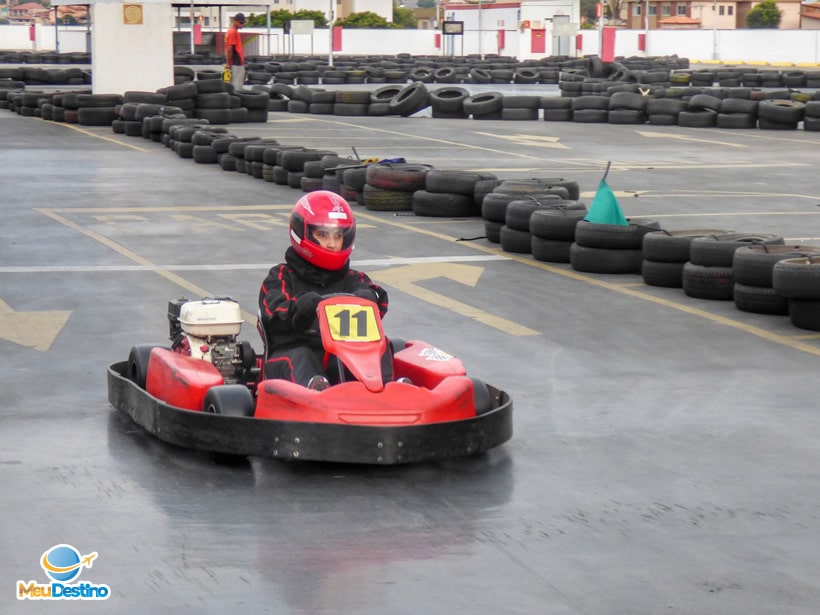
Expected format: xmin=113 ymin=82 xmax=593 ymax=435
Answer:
xmin=146 ymin=348 xmax=223 ymax=411
xmin=255 ymin=377 xmax=478 ymax=425
xmin=393 ymin=341 xmax=467 ymax=389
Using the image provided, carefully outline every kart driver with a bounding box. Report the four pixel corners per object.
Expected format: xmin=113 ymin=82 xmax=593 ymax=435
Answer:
xmin=258 ymin=191 xmax=390 ymax=390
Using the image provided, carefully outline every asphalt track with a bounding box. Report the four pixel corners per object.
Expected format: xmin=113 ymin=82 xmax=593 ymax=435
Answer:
xmin=2 ymin=98 xmax=820 ymax=614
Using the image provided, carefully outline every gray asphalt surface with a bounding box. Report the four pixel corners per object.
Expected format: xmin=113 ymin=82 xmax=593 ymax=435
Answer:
xmin=2 ymin=99 xmax=820 ymax=614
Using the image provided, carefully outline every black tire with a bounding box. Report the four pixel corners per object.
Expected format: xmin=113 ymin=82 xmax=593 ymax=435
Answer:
xmin=499 ymin=226 xmax=532 ymax=254
xmin=733 ymin=245 xmax=820 ymax=287
xmin=788 ymin=299 xmax=820 ymax=331
xmin=733 ymin=283 xmax=788 ymax=315
xmin=716 ymin=113 xmax=757 ymax=129
xmin=429 ymin=86 xmax=469 ymax=113
xmin=501 ymin=107 xmax=538 ymax=121
xmin=573 ymin=109 xmax=608 ymax=123
xmin=342 ymin=166 xmax=368 ymax=191
xmin=425 ymin=170 xmax=496 ymax=195
xmin=758 ymin=99 xmax=805 ymax=124
xmin=529 ymin=207 xmax=586 ymax=240
xmin=641 ymin=260 xmax=686 ymax=288
xmin=412 ymin=190 xmax=477 ymax=217
xmin=127 ymin=344 xmax=162 ymax=389
xmin=366 ymin=163 xmax=432 ymax=191
xmin=362 ymin=185 xmax=414 ymax=211
xmin=678 ymin=110 xmax=717 ymax=128
xmin=203 ymin=384 xmax=255 ymax=417
xmin=192 ymin=145 xmax=218 ymax=164
xmin=485 ymin=220 xmax=503 ymax=243
xmin=682 ymin=263 xmax=734 ymax=300
xmin=690 ymin=233 xmax=784 ymax=267
xmin=642 ymin=229 xmax=732 ymax=263
xmin=463 ymin=91 xmax=504 ymax=116
xmin=531 ymin=237 xmax=573 ymax=263
xmin=388 ymin=82 xmax=429 ymax=116
xmin=772 ymin=256 xmax=820 ymax=300
xmin=574 ymin=218 xmax=661 ymax=250
xmin=570 ymin=244 xmax=644 ymax=274
xmin=471 ymin=378 xmax=494 ymax=415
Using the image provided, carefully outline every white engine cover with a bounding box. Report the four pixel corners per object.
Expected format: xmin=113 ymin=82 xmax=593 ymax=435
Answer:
xmin=179 ymin=300 xmax=243 ymax=338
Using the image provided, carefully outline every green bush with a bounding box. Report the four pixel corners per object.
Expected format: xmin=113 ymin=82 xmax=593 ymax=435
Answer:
xmin=745 ymin=0 xmax=782 ymax=28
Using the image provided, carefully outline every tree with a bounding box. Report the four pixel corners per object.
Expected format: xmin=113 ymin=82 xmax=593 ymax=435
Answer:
xmin=334 ymin=11 xmax=394 ymax=28
xmin=247 ymin=9 xmax=327 ymax=28
xmin=393 ymin=6 xmax=417 ymax=28
xmin=745 ymin=0 xmax=782 ymax=28
xmin=581 ymin=0 xmax=599 ymax=26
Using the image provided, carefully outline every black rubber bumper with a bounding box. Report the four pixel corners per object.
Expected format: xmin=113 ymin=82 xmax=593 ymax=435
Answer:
xmin=107 ymin=362 xmax=513 ymax=465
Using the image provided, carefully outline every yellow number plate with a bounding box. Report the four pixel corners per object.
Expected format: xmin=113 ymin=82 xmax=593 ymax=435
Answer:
xmin=323 ymin=304 xmax=381 ymax=342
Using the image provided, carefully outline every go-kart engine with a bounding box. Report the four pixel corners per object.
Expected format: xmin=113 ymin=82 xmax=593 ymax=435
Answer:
xmin=167 ymin=297 xmax=256 ymax=384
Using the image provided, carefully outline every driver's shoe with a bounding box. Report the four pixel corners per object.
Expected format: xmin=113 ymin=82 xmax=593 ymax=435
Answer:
xmin=395 ymin=377 xmax=413 ymax=385
xmin=307 ymin=375 xmax=330 ymax=391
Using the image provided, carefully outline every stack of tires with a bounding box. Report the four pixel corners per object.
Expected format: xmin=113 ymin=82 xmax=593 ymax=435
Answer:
xmin=192 ymin=78 xmax=234 ymax=125
xmin=571 ymin=218 xmax=661 ymax=274
xmin=387 ymin=81 xmax=429 ymax=117
xmin=805 ymin=100 xmax=820 ymax=132
xmin=261 ymin=145 xmax=306 ymax=182
xmin=333 ymin=90 xmax=371 ymax=116
xmin=540 ymin=96 xmax=573 ymax=122
xmin=773 ymin=256 xmax=820 ymax=330
xmin=716 ymin=97 xmax=758 ymax=129
xmin=169 ymin=123 xmax=223 ymax=160
xmin=679 ymin=93 xmax=721 ymax=128
xmin=641 ymin=230 xmax=730 ymax=288
xmin=429 ymin=87 xmax=469 ymax=119
xmin=733 ymin=245 xmax=820 ymax=315
xmin=646 ymin=97 xmax=687 ymax=125
xmin=608 ymin=91 xmax=647 ymax=125
xmin=501 ymin=95 xmax=540 ymax=121
xmin=683 ymin=233 xmax=784 ymax=301
xmin=412 ymin=170 xmax=497 ymax=217
xmin=530 ymin=204 xmax=589 ymax=263
xmin=572 ymin=95 xmax=609 ymax=123
xmin=190 ymin=128 xmax=231 ymax=165
xmin=480 ymin=178 xmax=580 ymax=245
xmin=340 ymin=165 xmax=369 ymax=204
xmin=363 ymin=163 xmax=433 ymax=212
xmin=757 ymin=99 xmax=805 ymax=131
xmin=463 ymin=91 xmax=504 ymax=120
xmin=369 ymin=85 xmax=403 ymax=116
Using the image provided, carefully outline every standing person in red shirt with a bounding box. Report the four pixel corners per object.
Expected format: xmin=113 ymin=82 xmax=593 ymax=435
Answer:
xmin=224 ymin=13 xmax=246 ymax=91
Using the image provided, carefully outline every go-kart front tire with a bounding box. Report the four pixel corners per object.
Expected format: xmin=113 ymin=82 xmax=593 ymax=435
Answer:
xmin=127 ymin=344 xmax=162 ymax=390
xmin=203 ymin=385 xmax=255 ymax=418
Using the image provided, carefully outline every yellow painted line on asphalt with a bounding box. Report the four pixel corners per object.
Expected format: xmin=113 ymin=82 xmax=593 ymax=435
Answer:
xmin=638 ymin=131 xmax=747 ymax=148
xmin=309 ymin=117 xmax=545 ymax=160
xmin=35 ymin=208 xmax=258 ymax=323
xmin=39 ymin=204 xmax=294 ymax=214
xmin=47 ymin=121 xmax=156 ymax=153
xmin=354 ymin=210 xmax=820 ymax=359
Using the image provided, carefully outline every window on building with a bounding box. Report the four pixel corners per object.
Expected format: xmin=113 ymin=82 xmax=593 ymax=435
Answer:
xmin=634 ymin=4 xmax=641 ymax=15
xmin=719 ymin=5 xmax=725 ymax=14
xmin=728 ymin=5 xmax=734 ymax=14
xmin=662 ymin=5 xmax=671 ymax=15
xmin=649 ymin=5 xmax=657 ymax=15
xmin=677 ymin=5 xmax=687 ymax=15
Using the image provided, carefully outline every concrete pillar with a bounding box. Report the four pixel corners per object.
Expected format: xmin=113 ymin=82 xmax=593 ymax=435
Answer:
xmin=91 ymin=2 xmax=174 ymax=94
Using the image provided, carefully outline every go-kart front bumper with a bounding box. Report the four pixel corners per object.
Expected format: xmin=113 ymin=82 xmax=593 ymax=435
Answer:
xmin=107 ymin=361 xmax=513 ymax=465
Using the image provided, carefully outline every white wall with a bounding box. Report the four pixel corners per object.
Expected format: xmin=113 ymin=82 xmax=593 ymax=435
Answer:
xmin=4 ymin=24 xmax=820 ymax=65
xmin=91 ymin=3 xmax=175 ymax=94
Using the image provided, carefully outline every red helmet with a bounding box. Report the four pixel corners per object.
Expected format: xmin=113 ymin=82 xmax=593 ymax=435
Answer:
xmin=290 ymin=191 xmax=356 ymax=270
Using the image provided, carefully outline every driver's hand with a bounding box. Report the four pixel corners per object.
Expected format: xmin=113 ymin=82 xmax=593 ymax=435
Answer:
xmin=295 ymin=291 xmax=322 ymax=318
xmin=353 ymin=288 xmax=377 ymax=302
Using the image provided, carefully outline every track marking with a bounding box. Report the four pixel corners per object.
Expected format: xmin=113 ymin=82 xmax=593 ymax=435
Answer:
xmin=352 ymin=210 xmax=820 ymax=358
xmin=45 ymin=120 xmax=156 ymax=153
xmin=307 ymin=117 xmax=546 ymax=160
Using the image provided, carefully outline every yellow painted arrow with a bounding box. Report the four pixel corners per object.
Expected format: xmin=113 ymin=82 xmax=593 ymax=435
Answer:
xmin=474 ymin=131 xmax=569 ymax=149
xmin=372 ymin=263 xmax=539 ymax=337
xmin=637 ymin=130 xmax=746 ymax=148
xmin=0 ymin=299 xmax=71 ymax=351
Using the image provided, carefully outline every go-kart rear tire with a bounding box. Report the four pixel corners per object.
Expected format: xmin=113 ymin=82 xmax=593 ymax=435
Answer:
xmin=203 ymin=385 xmax=255 ymax=418
xmin=127 ymin=344 xmax=162 ymax=390
xmin=471 ymin=378 xmax=494 ymax=415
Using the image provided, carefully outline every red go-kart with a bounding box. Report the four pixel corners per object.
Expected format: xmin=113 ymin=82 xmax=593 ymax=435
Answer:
xmin=107 ymin=295 xmax=512 ymax=464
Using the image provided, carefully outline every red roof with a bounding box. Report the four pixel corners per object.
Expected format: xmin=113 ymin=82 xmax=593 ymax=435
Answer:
xmin=658 ymin=15 xmax=701 ymax=24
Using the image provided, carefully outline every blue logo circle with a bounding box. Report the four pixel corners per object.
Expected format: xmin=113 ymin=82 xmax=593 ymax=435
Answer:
xmin=42 ymin=545 xmax=82 ymax=583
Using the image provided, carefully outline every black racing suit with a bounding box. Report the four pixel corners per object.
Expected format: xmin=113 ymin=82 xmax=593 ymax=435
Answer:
xmin=258 ymin=247 xmax=389 ymax=386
